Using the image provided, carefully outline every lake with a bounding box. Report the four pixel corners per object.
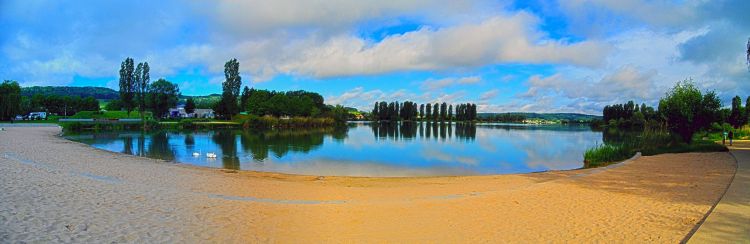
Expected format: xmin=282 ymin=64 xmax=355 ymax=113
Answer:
xmin=65 ymin=122 xmax=605 ymax=177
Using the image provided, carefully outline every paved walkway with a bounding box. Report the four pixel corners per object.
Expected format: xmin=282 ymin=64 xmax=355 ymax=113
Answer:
xmin=689 ymin=141 xmax=750 ymax=243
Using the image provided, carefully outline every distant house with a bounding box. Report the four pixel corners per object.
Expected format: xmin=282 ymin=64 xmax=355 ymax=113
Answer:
xmin=169 ymin=107 xmax=188 ymax=118
xmin=168 ymin=107 xmax=215 ymax=119
xmin=192 ymin=109 xmax=215 ymax=119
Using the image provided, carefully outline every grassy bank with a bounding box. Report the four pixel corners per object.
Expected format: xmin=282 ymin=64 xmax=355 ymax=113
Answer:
xmin=584 ymin=128 xmax=728 ymax=168
xmin=60 ymin=111 xmax=342 ymax=132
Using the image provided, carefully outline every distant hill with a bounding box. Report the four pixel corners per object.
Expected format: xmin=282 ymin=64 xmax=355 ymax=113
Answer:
xmin=21 ymin=86 xmax=119 ymax=100
xmin=478 ymin=112 xmax=601 ymax=122
xmin=180 ymin=94 xmax=221 ymax=109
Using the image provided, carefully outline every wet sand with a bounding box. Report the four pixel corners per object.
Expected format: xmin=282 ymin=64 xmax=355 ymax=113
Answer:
xmin=0 ymin=126 xmax=736 ymax=242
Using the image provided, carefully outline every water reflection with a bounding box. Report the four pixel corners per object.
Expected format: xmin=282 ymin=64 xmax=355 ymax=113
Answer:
xmin=66 ymin=123 xmax=606 ymax=176
xmin=370 ymin=122 xmax=476 ymax=141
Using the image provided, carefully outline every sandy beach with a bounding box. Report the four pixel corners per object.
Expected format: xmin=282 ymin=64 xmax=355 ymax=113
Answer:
xmin=0 ymin=126 xmax=736 ymax=243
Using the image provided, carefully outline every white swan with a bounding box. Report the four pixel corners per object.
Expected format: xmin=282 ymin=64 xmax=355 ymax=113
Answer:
xmin=206 ymin=152 xmax=217 ymax=158
xmin=192 ymin=151 xmax=200 ymax=157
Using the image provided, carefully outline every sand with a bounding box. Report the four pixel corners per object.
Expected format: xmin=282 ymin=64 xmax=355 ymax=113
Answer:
xmin=0 ymin=126 xmax=736 ymax=243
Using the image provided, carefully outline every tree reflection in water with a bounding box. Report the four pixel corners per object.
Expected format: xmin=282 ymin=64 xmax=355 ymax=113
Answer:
xmin=238 ymin=128 xmax=342 ymax=162
xmin=371 ymin=122 xmax=476 ymax=141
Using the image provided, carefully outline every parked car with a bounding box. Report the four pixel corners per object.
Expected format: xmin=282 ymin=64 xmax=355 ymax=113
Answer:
xmin=27 ymin=112 xmax=47 ymax=120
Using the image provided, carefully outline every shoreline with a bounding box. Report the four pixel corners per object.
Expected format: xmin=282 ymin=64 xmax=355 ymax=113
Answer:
xmin=0 ymin=126 xmax=737 ymax=242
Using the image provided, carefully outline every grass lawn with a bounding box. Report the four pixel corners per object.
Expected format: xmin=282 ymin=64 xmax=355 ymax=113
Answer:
xmin=70 ymin=111 xmax=151 ymax=119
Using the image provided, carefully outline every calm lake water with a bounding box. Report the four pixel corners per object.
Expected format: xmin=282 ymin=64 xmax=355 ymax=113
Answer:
xmin=65 ymin=122 xmax=605 ymax=177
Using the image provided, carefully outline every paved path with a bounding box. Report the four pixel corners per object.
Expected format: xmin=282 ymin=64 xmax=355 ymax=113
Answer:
xmin=689 ymin=141 xmax=750 ymax=243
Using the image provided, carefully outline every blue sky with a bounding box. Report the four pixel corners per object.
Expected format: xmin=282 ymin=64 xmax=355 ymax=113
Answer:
xmin=1 ymin=0 xmax=748 ymax=114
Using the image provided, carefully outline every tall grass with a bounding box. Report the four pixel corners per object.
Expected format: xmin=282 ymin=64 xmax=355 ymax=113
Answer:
xmin=584 ymin=143 xmax=634 ymax=168
xmin=583 ymin=125 xmax=727 ymax=168
xmin=234 ymin=114 xmax=337 ymax=129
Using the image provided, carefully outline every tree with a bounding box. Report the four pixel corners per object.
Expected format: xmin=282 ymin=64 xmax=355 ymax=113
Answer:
xmin=134 ymin=62 xmax=150 ymax=127
xmin=432 ymin=103 xmax=439 ymax=121
xmin=426 ymin=103 xmax=432 ymax=120
xmin=440 ymin=102 xmax=447 ymax=121
xmin=240 ymin=86 xmax=251 ymax=112
xmin=448 ymin=104 xmax=453 ymax=120
xmin=0 ymin=80 xmax=21 ymax=120
xmin=148 ymin=79 xmax=180 ymax=120
xmin=217 ymin=58 xmax=242 ymax=119
xmin=372 ymin=102 xmax=379 ymax=121
xmin=185 ymin=97 xmax=196 ymax=115
xmin=658 ymin=80 xmax=721 ymax=143
xmin=730 ymin=95 xmax=744 ymax=128
xmin=105 ymin=99 xmax=123 ymax=111
xmin=118 ymin=58 xmax=135 ymax=116
xmin=419 ymin=104 xmax=424 ymax=120
xmin=331 ymin=105 xmax=348 ymax=124
xmin=746 ymin=37 xmax=750 ymax=71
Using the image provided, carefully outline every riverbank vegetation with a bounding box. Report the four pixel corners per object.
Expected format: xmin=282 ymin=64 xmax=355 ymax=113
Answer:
xmin=4 ymin=57 xmax=350 ymax=131
xmin=371 ymin=101 xmax=477 ymax=122
xmin=584 ymin=80 xmax=728 ymax=167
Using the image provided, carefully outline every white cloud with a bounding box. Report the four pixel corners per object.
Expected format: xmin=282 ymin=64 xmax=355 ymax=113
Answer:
xmin=479 ymin=89 xmax=499 ymax=101
xmin=420 ymin=76 xmax=481 ymax=91
xmin=275 ymin=13 xmax=609 ymax=78
xmin=325 ymin=87 xmax=468 ymax=111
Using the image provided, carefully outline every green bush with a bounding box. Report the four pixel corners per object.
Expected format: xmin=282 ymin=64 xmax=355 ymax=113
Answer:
xmin=584 ymin=143 xmax=635 ymax=168
xmin=584 ymin=126 xmax=727 ymax=168
xmin=70 ymin=110 xmax=150 ymax=119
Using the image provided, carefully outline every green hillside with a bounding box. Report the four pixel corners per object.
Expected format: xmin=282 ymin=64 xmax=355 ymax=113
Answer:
xmin=21 ymin=86 xmax=119 ymax=99
xmin=478 ymin=112 xmax=601 ymax=122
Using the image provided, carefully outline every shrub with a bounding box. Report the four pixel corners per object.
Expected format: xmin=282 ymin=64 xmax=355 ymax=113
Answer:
xmin=584 ymin=143 xmax=635 ymax=168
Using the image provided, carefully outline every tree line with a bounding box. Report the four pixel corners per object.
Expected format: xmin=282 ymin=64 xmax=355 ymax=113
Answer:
xmin=115 ymin=57 xmax=180 ymax=121
xmin=0 ymin=80 xmax=101 ymax=120
xmin=241 ymin=88 xmax=327 ymax=117
xmin=601 ymin=79 xmax=722 ymax=143
xmin=602 ymin=101 xmax=658 ymax=128
xmin=208 ymin=59 xmax=347 ymax=123
xmin=372 ymin=101 xmax=476 ymax=121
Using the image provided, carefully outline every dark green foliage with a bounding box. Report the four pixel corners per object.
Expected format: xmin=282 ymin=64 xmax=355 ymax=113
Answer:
xmin=729 ymin=95 xmax=746 ymax=128
xmin=448 ymin=104 xmax=453 ymax=120
xmin=455 ymin=103 xmax=477 ymax=121
xmin=27 ymin=94 xmax=99 ymax=116
xmin=148 ymin=79 xmax=180 ymax=119
xmin=105 ymin=99 xmax=123 ymax=111
xmin=243 ymin=89 xmax=326 ymax=117
xmin=135 ymin=62 xmax=150 ymax=124
xmin=21 ymin=86 xmax=118 ymax=99
xmin=119 ymin=57 xmax=136 ymax=116
xmin=185 ymin=97 xmax=196 ymax=114
xmin=240 ymin=86 xmax=251 ymax=112
xmin=371 ymin=101 xmax=474 ymax=122
xmin=216 ymin=58 xmax=242 ymax=119
xmin=432 ymin=103 xmax=438 ymax=121
xmin=184 ymin=94 xmax=220 ymax=109
xmin=658 ymin=80 xmax=721 ymax=143
xmin=602 ymin=101 xmax=657 ymax=128
xmin=330 ymin=105 xmax=348 ymax=124
xmin=0 ymin=80 xmax=22 ymax=120
xmin=479 ymin=113 xmax=526 ymax=123
xmin=426 ymin=103 xmax=432 ymax=120
xmin=373 ymin=102 xmax=379 ymax=119
xmin=440 ymin=102 xmax=447 ymax=121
